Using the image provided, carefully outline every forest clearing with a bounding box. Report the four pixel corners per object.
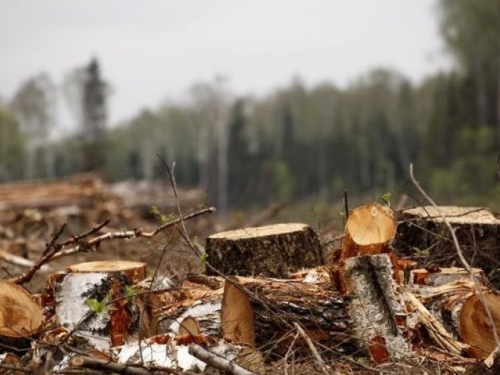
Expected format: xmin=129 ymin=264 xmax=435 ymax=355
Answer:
xmin=1 ymin=172 xmax=500 ymax=374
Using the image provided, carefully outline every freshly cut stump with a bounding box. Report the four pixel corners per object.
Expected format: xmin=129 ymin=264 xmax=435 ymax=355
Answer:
xmin=0 ymin=280 xmax=43 ymax=350
xmin=67 ymin=260 xmax=147 ymax=284
xmin=53 ymin=260 xmax=153 ymax=349
xmin=341 ymin=204 xmax=396 ymax=260
xmin=206 ymin=223 xmax=323 ymax=278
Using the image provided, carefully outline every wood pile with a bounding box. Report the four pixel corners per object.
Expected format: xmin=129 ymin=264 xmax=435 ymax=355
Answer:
xmin=2 ymin=202 xmax=500 ymax=374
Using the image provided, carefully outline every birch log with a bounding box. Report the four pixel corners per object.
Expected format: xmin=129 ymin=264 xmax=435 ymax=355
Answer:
xmin=342 ymin=254 xmax=409 ymax=363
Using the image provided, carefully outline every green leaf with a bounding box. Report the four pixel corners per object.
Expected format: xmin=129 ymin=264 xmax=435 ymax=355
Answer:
xmin=380 ymin=192 xmax=392 ymax=204
xmin=86 ymin=298 xmax=106 ymax=315
xmin=200 ymin=253 xmax=208 ymax=264
xmin=86 ymin=292 xmax=112 ymax=316
xmin=125 ymin=285 xmax=139 ymax=298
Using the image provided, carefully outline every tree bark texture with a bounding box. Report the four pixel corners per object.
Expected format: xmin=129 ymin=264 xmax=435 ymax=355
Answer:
xmin=206 ymin=223 xmax=324 ymax=278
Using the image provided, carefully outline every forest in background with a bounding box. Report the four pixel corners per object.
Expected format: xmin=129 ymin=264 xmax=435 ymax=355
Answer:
xmin=1 ymin=0 xmax=500 ymax=214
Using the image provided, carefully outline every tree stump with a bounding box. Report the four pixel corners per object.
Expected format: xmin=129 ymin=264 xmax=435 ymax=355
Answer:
xmin=341 ymin=204 xmax=396 ymax=260
xmin=0 ymin=280 xmax=43 ymax=351
xmin=206 ymin=223 xmax=323 ymax=278
xmin=395 ymin=206 xmax=500 ymax=287
xmin=52 ymin=260 xmax=154 ymax=349
xmin=67 ymin=260 xmax=147 ymax=284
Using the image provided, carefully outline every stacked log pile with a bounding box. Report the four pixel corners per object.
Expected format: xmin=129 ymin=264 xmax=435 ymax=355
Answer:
xmin=2 ymin=201 xmax=500 ymax=374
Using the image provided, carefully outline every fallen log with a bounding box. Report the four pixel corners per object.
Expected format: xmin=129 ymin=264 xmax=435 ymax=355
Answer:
xmin=0 ymin=280 xmax=43 ymax=351
xmin=206 ymin=223 xmax=324 ymax=278
xmin=228 ymin=276 xmax=352 ymax=352
xmin=342 ymin=254 xmax=409 ymax=363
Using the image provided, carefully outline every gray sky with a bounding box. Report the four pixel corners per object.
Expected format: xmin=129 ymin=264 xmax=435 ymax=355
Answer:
xmin=0 ymin=0 xmax=448 ymax=125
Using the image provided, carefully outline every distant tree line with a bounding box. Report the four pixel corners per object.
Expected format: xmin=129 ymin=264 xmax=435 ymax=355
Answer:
xmin=1 ymin=0 xmax=500 ymax=211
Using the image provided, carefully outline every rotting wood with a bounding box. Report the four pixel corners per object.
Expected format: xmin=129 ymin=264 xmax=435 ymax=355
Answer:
xmin=0 ymin=280 xmax=43 ymax=351
xmin=206 ymin=223 xmax=324 ymax=278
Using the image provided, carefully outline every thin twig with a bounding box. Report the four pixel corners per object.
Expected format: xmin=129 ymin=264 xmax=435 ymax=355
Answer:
xmin=10 ymin=223 xmax=66 ymax=284
xmin=189 ymin=344 xmax=256 ymax=375
xmin=293 ymin=322 xmax=330 ymax=374
xmin=49 ymin=207 xmax=215 ymax=260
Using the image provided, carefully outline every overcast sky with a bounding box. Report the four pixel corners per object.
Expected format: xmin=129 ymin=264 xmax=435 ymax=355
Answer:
xmin=0 ymin=0 xmax=449 ymax=125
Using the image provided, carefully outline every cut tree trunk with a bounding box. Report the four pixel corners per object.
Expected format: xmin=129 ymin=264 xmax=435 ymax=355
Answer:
xmin=0 ymin=280 xmax=43 ymax=351
xmin=396 ymin=206 xmax=500 ymax=287
xmin=413 ymin=279 xmax=500 ymax=359
xmin=67 ymin=260 xmax=147 ymax=284
xmin=341 ymin=204 xmax=396 ymax=260
xmin=206 ymin=223 xmax=324 ymax=278
xmin=342 ymin=254 xmax=409 ymax=363
xmin=52 ymin=260 xmax=154 ymax=350
xmin=232 ymin=276 xmax=352 ymax=352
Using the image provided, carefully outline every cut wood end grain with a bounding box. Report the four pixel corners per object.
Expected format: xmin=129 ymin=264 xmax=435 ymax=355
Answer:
xmin=460 ymin=293 xmax=500 ymax=358
xmin=208 ymin=223 xmax=309 ymax=240
xmin=67 ymin=260 xmax=147 ymax=284
xmin=346 ymin=204 xmax=396 ymax=246
xmin=0 ymin=280 xmax=43 ymax=341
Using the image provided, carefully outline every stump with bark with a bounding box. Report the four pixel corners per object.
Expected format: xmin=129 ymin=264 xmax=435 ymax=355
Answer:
xmin=0 ymin=280 xmax=43 ymax=351
xmin=396 ymin=206 xmax=500 ymax=287
xmin=50 ymin=260 xmax=154 ymax=349
xmin=341 ymin=204 xmax=396 ymax=260
xmin=206 ymin=223 xmax=324 ymax=278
